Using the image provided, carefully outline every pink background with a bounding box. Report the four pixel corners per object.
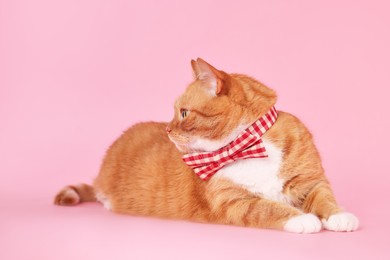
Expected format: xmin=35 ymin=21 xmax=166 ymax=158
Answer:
xmin=1 ymin=0 xmax=390 ymax=259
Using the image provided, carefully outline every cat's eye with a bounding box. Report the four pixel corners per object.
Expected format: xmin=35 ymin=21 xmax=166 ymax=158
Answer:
xmin=180 ymin=109 xmax=189 ymax=120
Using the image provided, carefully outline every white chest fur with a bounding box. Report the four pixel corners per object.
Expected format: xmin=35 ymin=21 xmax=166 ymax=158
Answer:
xmin=214 ymin=139 xmax=290 ymax=204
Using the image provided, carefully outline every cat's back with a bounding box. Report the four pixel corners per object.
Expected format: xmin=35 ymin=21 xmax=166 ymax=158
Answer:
xmin=116 ymin=121 xmax=171 ymax=151
xmin=97 ymin=121 xmax=180 ymax=179
xmin=94 ymin=122 xmax=208 ymax=219
xmin=265 ymin=110 xmax=315 ymax=145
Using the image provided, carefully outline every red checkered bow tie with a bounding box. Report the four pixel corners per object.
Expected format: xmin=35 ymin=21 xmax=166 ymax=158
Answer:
xmin=182 ymin=107 xmax=278 ymax=180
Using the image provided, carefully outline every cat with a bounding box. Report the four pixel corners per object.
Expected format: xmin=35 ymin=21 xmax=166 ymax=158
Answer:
xmin=54 ymin=58 xmax=359 ymax=233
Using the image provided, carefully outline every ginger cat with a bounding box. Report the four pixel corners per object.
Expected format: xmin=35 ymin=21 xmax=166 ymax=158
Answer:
xmin=54 ymin=58 xmax=359 ymax=233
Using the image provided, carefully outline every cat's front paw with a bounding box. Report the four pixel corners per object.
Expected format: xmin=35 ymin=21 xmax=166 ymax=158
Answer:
xmin=322 ymin=212 xmax=359 ymax=232
xmin=284 ymin=213 xmax=322 ymax=234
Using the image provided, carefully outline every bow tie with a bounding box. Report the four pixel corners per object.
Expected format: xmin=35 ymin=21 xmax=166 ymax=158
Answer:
xmin=182 ymin=106 xmax=278 ymax=180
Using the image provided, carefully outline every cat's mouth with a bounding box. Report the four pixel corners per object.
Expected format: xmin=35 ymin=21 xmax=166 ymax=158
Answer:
xmin=167 ymin=135 xmax=190 ymax=152
xmin=168 ymin=135 xmax=206 ymax=153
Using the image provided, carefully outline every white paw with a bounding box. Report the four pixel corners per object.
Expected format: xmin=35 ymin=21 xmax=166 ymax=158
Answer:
xmin=284 ymin=213 xmax=322 ymax=234
xmin=96 ymin=192 xmax=112 ymax=211
xmin=322 ymin=212 xmax=359 ymax=232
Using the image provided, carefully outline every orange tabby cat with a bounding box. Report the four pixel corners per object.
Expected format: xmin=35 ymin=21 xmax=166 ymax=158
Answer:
xmin=54 ymin=58 xmax=359 ymax=233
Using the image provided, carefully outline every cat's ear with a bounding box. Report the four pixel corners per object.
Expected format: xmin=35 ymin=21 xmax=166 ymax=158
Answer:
xmin=191 ymin=58 xmax=224 ymax=95
xmin=191 ymin=59 xmax=201 ymax=79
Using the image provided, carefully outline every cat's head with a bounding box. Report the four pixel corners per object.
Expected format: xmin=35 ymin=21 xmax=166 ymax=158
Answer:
xmin=167 ymin=58 xmax=277 ymax=153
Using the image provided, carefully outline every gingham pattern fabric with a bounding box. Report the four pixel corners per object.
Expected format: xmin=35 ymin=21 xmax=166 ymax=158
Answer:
xmin=182 ymin=106 xmax=278 ymax=180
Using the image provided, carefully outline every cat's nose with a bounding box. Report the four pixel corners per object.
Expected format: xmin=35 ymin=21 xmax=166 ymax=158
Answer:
xmin=166 ymin=126 xmax=172 ymax=134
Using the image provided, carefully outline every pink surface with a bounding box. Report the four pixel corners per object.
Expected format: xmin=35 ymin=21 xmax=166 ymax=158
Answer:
xmin=1 ymin=0 xmax=389 ymax=259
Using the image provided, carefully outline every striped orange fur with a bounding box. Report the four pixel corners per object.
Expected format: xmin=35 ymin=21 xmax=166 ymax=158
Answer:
xmin=54 ymin=58 xmax=358 ymax=233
